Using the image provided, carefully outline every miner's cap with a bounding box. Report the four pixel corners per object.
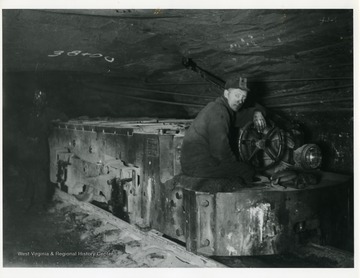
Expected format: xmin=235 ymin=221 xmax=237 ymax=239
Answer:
xmin=225 ymin=77 xmax=250 ymax=91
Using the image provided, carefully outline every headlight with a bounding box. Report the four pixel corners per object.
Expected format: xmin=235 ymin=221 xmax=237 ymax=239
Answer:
xmin=293 ymin=144 xmax=322 ymax=169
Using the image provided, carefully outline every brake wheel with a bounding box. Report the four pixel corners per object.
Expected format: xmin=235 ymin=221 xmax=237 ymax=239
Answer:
xmin=238 ymin=121 xmax=286 ymax=170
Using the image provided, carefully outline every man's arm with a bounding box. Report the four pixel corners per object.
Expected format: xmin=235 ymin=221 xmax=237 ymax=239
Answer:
xmin=235 ymin=102 xmax=267 ymax=128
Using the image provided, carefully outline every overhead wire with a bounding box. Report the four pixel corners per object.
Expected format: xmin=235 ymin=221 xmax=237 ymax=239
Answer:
xmin=84 ymin=83 xmax=353 ymax=110
xmin=263 ymin=85 xmax=353 ymax=100
xmin=84 ymin=84 xmax=205 ymax=108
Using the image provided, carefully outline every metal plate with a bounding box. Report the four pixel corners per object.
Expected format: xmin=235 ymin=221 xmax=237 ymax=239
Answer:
xmin=184 ymin=173 xmax=351 ymax=256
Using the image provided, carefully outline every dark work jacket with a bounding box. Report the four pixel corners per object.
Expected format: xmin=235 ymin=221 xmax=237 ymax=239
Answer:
xmin=180 ymin=95 xmax=266 ymax=177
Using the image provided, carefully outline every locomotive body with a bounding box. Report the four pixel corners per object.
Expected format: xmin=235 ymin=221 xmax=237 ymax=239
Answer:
xmin=49 ymin=119 xmax=351 ymax=256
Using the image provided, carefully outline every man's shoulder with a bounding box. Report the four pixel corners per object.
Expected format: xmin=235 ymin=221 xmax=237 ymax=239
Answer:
xmin=205 ymin=97 xmax=227 ymax=111
xmin=198 ymin=98 xmax=230 ymax=123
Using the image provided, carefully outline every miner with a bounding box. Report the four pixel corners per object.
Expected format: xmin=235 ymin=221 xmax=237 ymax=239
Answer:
xmin=180 ymin=76 xmax=267 ymax=185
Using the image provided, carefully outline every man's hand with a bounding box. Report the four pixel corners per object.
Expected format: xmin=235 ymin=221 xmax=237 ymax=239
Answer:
xmin=253 ymin=111 xmax=266 ymax=132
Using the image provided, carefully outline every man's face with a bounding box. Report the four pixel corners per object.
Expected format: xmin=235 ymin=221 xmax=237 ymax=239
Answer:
xmin=224 ymin=88 xmax=248 ymax=112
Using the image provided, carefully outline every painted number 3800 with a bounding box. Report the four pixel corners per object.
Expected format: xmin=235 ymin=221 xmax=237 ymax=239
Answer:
xmin=48 ymin=50 xmax=115 ymax=63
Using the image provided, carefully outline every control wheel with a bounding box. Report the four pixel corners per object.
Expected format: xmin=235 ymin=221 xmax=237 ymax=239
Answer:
xmin=238 ymin=121 xmax=286 ymax=170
